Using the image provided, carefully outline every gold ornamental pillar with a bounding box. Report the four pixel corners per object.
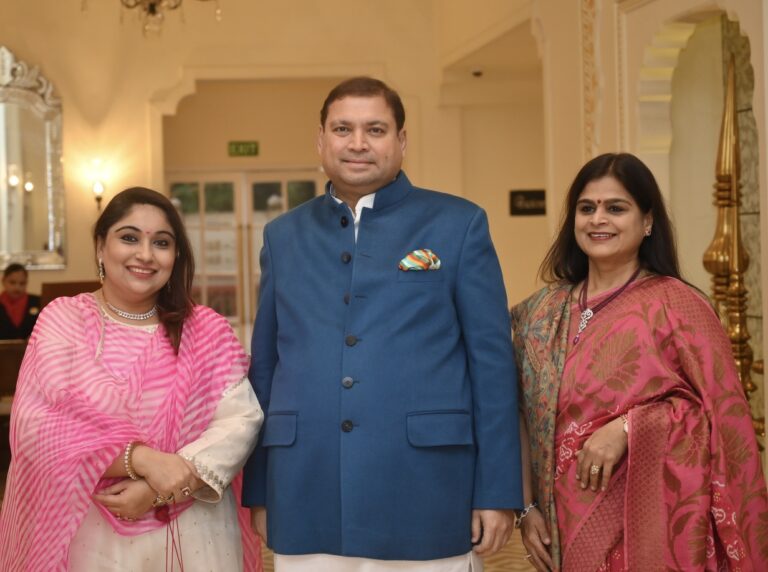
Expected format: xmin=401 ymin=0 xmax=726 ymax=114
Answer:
xmin=703 ymin=58 xmax=740 ymax=324
xmin=703 ymin=56 xmax=764 ymax=440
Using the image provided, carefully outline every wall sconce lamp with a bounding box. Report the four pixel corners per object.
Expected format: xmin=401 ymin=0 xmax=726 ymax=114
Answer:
xmin=87 ymin=159 xmax=108 ymax=211
xmin=7 ymin=164 xmax=20 ymax=188
xmin=92 ymin=179 xmax=105 ymax=210
xmin=23 ymin=172 xmax=34 ymax=193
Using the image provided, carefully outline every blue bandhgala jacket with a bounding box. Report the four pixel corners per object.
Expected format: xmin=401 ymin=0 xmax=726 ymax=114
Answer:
xmin=242 ymin=171 xmax=522 ymax=560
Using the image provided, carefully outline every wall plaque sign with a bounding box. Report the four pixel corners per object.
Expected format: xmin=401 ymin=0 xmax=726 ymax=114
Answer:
xmin=509 ymin=190 xmax=545 ymax=216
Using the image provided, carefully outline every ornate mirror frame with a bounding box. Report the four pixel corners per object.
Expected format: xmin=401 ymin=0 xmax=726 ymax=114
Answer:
xmin=0 ymin=46 xmax=65 ymax=269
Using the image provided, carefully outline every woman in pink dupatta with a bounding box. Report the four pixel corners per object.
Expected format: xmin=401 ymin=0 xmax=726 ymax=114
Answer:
xmin=511 ymin=153 xmax=768 ymax=571
xmin=0 ymin=187 xmax=264 ymax=571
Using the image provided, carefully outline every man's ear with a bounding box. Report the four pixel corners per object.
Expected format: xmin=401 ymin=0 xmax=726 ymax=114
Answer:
xmin=399 ymin=129 xmax=407 ymax=155
xmin=317 ymin=125 xmax=325 ymax=155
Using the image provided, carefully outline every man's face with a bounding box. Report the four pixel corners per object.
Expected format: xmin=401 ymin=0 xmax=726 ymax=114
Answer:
xmin=318 ymin=95 xmax=406 ymax=205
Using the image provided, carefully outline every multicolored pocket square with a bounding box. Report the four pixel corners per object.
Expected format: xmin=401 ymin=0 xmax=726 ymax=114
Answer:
xmin=399 ymin=249 xmax=441 ymax=271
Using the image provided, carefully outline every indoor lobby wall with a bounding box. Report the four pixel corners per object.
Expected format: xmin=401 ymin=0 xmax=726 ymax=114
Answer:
xmin=163 ymin=78 xmax=341 ymax=172
xmin=461 ymin=102 xmax=548 ymax=305
xmin=434 ymin=0 xmax=532 ymax=66
xmin=0 ymin=0 xmax=464 ymax=292
xmin=669 ymin=16 xmax=723 ymax=294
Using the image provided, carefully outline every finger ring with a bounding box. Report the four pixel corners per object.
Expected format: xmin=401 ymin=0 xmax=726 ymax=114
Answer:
xmin=181 ymin=486 xmax=192 ymax=497
xmin=590 ymin=464 xmax=600 ymax=475
xmin=164 ymin=493 xmax=175 ymax=502
xmin=152 ymin=495 xmax=165 ymax=507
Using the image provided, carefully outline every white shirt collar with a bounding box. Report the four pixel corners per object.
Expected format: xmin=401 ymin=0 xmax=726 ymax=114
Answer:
xmin=331 ymin=186 xmax=376 ymax=241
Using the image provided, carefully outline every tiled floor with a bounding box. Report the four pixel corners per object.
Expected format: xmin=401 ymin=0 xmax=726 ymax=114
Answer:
xmin=260 ymin=539 xmax=535 ymax=572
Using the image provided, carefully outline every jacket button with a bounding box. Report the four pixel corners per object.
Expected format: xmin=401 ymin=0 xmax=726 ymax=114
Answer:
xmin=341 ymin=420 xmax=354 ymax=432
xmin=340 ymin=216 xmax=349 ymax=228
xmin=343 ymin=293 xmax=350 ymax=304
xmin=342 ymin=376 xmax=354 ymax=388
xmin=341 ymin=252 xmax=352 ymax=264
xmin=345 ymin=335 xmax=357 ymax=346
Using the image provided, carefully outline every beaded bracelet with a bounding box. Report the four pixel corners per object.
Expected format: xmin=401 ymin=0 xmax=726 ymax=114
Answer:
xmin=124 ymin=441 xmax=140 ymax=481
xmin=515 ymin=501 xmax=538 ymax=529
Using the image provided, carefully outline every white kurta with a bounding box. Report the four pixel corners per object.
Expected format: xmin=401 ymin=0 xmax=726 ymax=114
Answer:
xmin=274 ymin=551 xmax=483 ymax=571
xmin=69 ymin=366 xmax=263 ymax=572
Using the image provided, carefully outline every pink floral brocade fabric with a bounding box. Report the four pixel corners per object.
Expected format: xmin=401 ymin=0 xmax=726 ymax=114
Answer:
xmin=512 ymin=276 xmax=768 ymax=571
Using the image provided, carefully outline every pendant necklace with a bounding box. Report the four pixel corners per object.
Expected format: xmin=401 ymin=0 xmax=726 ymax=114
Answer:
xmin=573 ymin=267 xmax=642 ymax=345
xmin=102 ymin=292 xmax=157 ymax=321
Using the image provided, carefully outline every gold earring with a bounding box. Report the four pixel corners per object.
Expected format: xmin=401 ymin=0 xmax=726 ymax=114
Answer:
xmin=98 ymin=259 xmax=105 ymax=283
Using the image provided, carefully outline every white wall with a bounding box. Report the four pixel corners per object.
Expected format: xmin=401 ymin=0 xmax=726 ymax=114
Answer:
xmin=434 ymin=0 xmax=532 ymax=65
xmin=0 ymin=0 xmax=460 ymax=292
xmin=669 ymin=16 xmax=723 ymax=292
xmin=163 ymin=79 xmax=341 ymax=171
xmin=461 ymin=103 xmax=548 ymax=305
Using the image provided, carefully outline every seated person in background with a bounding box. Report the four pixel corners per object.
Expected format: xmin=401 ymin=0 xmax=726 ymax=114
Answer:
xmin=0 ymin=263 xmax=40 ymax=339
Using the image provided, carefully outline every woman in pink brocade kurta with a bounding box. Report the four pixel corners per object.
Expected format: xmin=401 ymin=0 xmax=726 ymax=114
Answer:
xmin=511 ymin=153 xmax=768 ymax=571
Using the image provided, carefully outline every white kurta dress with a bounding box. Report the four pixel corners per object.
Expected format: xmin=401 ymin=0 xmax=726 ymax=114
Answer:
xmin=274 ymin=551 xmax=483 ymax=572
xmin=68 ymin=317 xmax=263 ymax=571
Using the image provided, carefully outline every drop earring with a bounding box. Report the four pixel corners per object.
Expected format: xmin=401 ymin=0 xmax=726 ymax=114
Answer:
xmin=98 ymin=259 xmax=105 ymax=283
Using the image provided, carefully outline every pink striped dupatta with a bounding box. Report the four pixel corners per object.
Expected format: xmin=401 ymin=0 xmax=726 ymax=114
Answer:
xmin=0 ymin=294 xmax=261 ymax=571
xmin=512 ymin=276 xmax=768 ymax=571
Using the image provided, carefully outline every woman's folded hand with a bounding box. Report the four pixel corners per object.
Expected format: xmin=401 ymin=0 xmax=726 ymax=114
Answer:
xmin=93 ymin=479 xmax=156 ymax=520
xmin=130 ymin=445 xmax=201 ymax=501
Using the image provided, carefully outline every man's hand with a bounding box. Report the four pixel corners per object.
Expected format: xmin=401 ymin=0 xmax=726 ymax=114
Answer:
xmin=471 ymin=509 xmax=515 ymax=557
xmin=251 ymin=506 xmax=267 ymax=543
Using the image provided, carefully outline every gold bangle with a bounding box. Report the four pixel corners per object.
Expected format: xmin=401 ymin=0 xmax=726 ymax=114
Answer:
xmin=124 ymin=441 xmax=140 ymax=481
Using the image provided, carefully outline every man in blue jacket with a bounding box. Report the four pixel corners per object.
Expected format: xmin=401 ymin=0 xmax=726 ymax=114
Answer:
xmin=243 ymin=76 xmax=522 ymax=570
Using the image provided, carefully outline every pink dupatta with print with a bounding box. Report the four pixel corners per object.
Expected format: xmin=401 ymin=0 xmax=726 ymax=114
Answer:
xmin=512 ymin=276 xmax=768 ymax=571
xmin=0 ymin=294 xmax=261 ymax=571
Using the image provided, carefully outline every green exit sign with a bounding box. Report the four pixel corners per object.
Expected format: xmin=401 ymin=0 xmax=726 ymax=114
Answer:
xmin=228 ymin=141 xmax=259 ymax=157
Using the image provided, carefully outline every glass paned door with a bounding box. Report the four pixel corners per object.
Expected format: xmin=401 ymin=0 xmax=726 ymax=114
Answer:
xmin=170 ymin=175 xmax=243 ymax=339
xmin=245 ymin=173 xmax=324 ymax=343
xmin=168 ymin=170 xmax=325 ymax=346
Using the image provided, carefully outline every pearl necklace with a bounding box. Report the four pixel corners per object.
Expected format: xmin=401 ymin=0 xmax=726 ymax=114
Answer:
xmin=573 ymin=267 xmax=641 ymax=345
xmin=104 ymin=300 xmax=158 ymax=321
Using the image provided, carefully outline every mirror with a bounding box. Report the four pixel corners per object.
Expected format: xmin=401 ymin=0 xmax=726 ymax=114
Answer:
xmin=0 ymin=46 xmax=65 ymax=269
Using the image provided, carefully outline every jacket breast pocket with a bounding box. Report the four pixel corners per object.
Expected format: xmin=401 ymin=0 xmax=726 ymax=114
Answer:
xmin=260 ymin=412 xmax=297 ymax=447
xmin=406 ymin=410 xmax=474 ymax=447
xmin=397 ymin=269 xmax=445 ymax=283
